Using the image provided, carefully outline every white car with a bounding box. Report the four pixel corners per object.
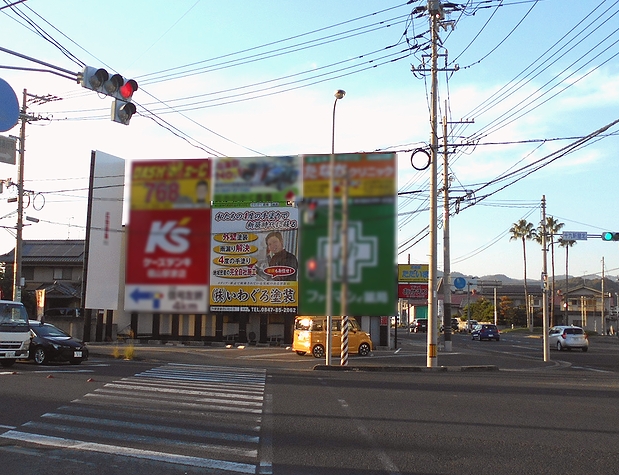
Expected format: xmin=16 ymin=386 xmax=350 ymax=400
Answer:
xmin=548 ymin=325 xmax=589 ymax=352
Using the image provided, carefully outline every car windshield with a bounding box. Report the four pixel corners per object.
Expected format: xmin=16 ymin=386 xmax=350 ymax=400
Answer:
xmin=0 ymin=303 xmax=29 ymax=325
xmin=32 ymin=324 xmax=69 ymax=338
xmin=564 ymin=328 xmax=584 ymax=335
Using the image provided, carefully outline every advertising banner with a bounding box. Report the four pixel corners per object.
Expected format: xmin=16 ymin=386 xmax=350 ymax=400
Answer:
xmin=302 ymin=152 xmax=396 ymax=198
xmin=85 ymin=151 xmax=125 ymax=310
xmin=213 ymin=155 xmax=301 ymax=203
xmin=398 ymin=264 xmax=429 ymax=283
xmin=209 ymin=206 xmax=299 ymax=313
xmin=125 ymin=159 xmax=211 ymax=313
xmin=299 ymin=152 xmax=397 ymax=317
xmin=398 ymin=283 xmax=429 ymax=300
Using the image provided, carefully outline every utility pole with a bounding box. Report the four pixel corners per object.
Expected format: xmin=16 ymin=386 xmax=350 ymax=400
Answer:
xmin=426 ymin=0 xmax=442 ymax=368
xmin=12 ymin=89 xmax=27 ymax=302
xmin=542 ymin=195 xmax=549 ymax=362
xmin=11 ymin=90 xmax=59 ymax=302
xmin=442 ymin=106 xmax=473 ymax=353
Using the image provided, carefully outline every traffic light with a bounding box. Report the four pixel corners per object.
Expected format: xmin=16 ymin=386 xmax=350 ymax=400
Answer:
xmin=602 ymin=232 xmax=619 ymax=241
xmin=305 ymin=257 xmax=326 ymax=280
xmin=112 ymin=100 xmax=137 ymax=125
xmin=303 ymin=199 xmax=318 ymax=224
xmin=80 ymin=66 xmax=138 ymax=101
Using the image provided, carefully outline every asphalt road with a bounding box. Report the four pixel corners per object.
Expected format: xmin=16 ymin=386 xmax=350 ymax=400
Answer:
xmin=1 ymin=331 xmax=618 ymax=474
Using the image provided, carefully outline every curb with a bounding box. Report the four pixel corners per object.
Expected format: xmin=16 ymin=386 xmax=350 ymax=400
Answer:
xmin=312 ymin=364 xmax=499 ymax=372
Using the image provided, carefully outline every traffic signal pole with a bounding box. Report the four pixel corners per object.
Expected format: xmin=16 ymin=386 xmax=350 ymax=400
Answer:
xmin=442 ymin=108 xmax=452 ymax=352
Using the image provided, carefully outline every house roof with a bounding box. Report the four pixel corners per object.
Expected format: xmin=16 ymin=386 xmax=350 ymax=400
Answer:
xmin=0 ymin=240 xmax=85 ymax=265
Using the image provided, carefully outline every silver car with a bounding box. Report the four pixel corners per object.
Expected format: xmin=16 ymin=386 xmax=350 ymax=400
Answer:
xmin=548 ymin=325 xmax=589 ymax=352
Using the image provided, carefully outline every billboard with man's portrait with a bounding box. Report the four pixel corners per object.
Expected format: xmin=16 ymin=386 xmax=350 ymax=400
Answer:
xmin=209 ymin=205 xmax=299 ymax=313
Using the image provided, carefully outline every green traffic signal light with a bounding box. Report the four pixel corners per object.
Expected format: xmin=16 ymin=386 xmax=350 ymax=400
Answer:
xmin=602 ymin=232 xmax=619 ymax=241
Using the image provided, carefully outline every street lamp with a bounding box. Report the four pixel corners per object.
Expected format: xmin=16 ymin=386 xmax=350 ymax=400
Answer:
xmin=326 ymin=89 xmax=345 ymax=366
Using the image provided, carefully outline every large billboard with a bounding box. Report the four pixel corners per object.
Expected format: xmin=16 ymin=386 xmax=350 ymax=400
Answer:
xmin=209 ymin=205 xmax=299 ymax=313
xmin=125 ymin=159 xmax=211 ymax=313
xmin=84 ymin=151 xmax=125 ymax=310
xmin=213 ymin=155 xmax=301 ymax=203
xmin=299 ymin=152 xmax=397 ymax=317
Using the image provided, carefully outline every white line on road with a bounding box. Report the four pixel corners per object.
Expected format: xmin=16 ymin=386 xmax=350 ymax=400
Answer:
xmin=0 ymin=430 xmax=257 ymax=474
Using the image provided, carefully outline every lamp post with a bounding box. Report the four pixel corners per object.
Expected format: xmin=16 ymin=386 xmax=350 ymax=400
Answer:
xmin=326 ymin=89 xmax=345 ymax=366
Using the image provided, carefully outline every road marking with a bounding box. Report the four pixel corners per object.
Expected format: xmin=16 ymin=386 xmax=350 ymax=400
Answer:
xmin=0 ymin=431 xmax=257 ymax=473
xmin=572 ymin=366 xmax=612 ymax=373
xmin=2 ymin=363 xmax=267 ymax=472
xmin=337 ymin=398 xmax=401 ymax=475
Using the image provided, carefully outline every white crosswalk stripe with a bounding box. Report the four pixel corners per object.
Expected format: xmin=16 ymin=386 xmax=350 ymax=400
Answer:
xmin=1 ymin=363 xmax=268 ymax=473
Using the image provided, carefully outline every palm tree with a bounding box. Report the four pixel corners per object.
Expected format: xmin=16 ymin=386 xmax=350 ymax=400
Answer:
xmin=536 ymin=216 xmax=564 ymax=326
xmin=558 ymin=238 xmax=576 ymax=325
xmin=510 ymin=219 xmax=537 ymax=331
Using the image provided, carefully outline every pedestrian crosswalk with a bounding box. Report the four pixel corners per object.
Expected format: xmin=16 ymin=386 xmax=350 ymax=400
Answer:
xmin=1 ymin=363 xmax=269 ymax=473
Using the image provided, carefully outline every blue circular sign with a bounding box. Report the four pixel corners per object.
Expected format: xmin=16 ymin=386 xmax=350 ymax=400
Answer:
xmin=0 ymin=78 xmax=19 ymax=132
xmin=453 ymin=277 xmax=466 ymax=289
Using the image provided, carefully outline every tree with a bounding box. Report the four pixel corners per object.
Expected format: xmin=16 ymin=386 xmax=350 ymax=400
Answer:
xmin=510 ymin=219 xmax=536 ymax=331
xmin=498 ymin=295 xmax=515 ymax=325
xmin=463 ymin=297 xmax=494 ymax=323
xmin=558 ymin=238 xmax=576 ymax=324
xmin=536 ymin=216 xmax=564 ymax=326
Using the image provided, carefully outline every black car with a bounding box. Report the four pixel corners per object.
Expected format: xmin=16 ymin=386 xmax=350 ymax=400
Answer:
xmin=410 ymin=318 xmax=428 ymax=333
xmin=440 ymin=318 xmax=460 ymax=333
xmin=28 ymin=321 xmax=89 ymax=365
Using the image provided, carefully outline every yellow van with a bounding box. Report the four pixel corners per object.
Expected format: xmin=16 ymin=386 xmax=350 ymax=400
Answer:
xmin=292 ymin=316 xmax=373 ymax=358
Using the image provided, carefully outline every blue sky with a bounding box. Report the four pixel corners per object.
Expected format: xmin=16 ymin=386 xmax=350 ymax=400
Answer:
xmin=0 ymin=0 xmax=618 ymax=282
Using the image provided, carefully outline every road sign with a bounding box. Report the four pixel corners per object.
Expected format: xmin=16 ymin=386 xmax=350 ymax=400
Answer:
xmin=562 ymin=231 xmax=587 ymax=241
xmin=453 ymin=277 xmax=466 ymax=289
xmin=0 ymin=78 xmax=19 ymax=132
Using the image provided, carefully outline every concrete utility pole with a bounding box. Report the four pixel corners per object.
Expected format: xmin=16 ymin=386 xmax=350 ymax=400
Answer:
xmin=542 ymin=195 xmax=549 ymax=362
xmin=12 ymin=89 xmax=27 ymax=302
xmin=11 ymin=90 xmax=59 ymax=302
xmin=426 ymin=0 xmax=442 ymax=368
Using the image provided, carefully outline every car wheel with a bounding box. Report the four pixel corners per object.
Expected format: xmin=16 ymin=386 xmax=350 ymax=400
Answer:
xmin=312 ymin=344 xmax=325 ymax=358
xmin=358 ymin=342 xmax=371 ymax=357
xmin=582 ymin=347 xmax=588 ymax=352
xmin=0 ymin=359 xmax=15 ymax=368
xmin=296 ymin=351 xmax=306 ymax=356
xmin=33 ymin=347 xmax=48 ymax=365
xmin=556 ymin=341 xmax=562 ymax=351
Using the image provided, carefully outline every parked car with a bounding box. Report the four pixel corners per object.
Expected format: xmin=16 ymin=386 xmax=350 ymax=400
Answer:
xmin=292 ymin=316 xmax=372 ymax=358
xmin=440 ymin=318 xmax=460 ymax=333
xmin=28 ymin=321 xmax=89 ymax=365
xmin=466 ymin=320 xmax=479 ymax=333
xmin=471 ymin=324 xmax=500 ymax=341
xmin=410 ymin=318 xmax=428 ymax=333
xmin=548 ymin=325 xmax=588 ymax=352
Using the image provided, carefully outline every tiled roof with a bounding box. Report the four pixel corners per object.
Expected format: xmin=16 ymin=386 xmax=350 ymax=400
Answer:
xmin=0 ymin=240 xmax=85 ymax=264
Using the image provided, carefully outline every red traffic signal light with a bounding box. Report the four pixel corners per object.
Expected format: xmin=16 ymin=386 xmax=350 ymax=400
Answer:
xmin=306 ymin=257 xmax=318 ymax=279
xmin=303 ymin=199 xmax=319 ymax=225
xmin=119 ymin=79 xmax=138 ymax=100
xmin=305 ymin=257 xmax=326 ymax=280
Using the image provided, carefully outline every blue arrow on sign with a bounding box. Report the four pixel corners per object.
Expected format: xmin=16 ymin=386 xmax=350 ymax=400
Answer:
xmin=130 ymin=288 xmax=162 ymax=309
